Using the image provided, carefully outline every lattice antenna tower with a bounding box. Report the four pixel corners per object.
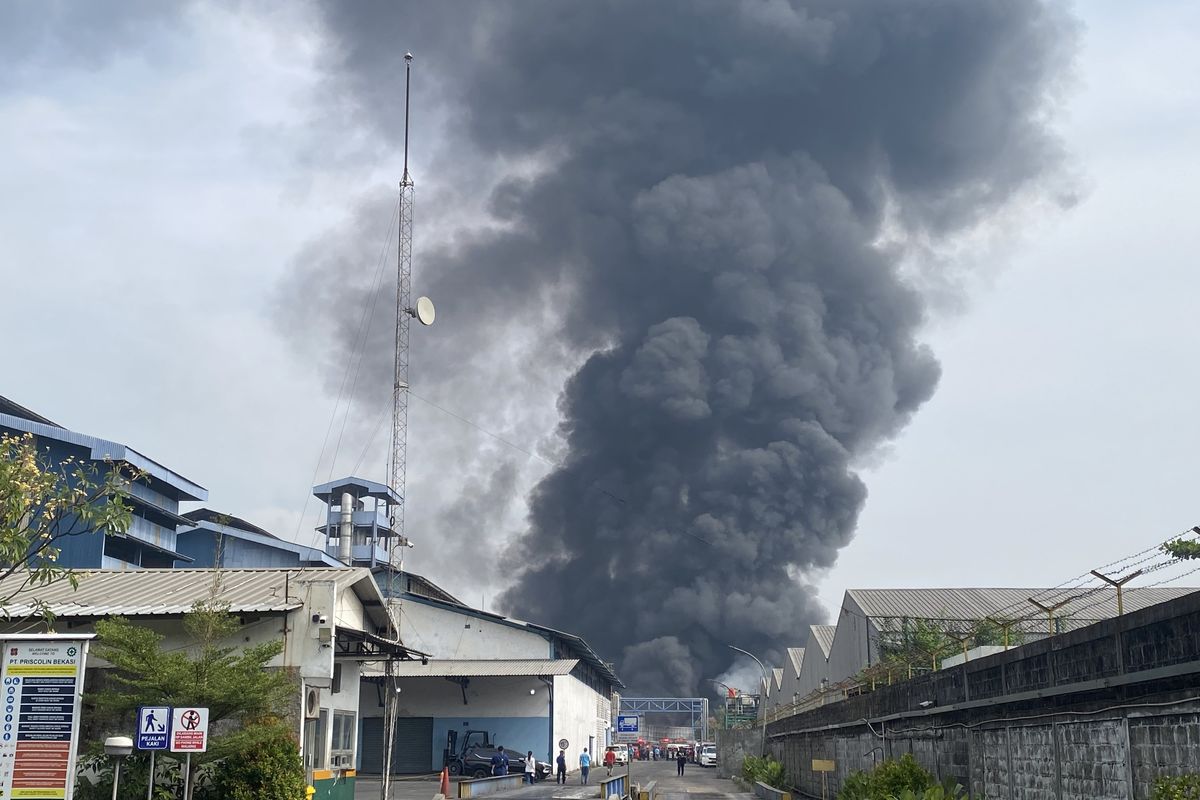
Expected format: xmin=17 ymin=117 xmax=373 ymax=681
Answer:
xmin=389 ymin=51 xmax=416 ymax=591
xmin=382 ymin=51 xmax=436 ymax=800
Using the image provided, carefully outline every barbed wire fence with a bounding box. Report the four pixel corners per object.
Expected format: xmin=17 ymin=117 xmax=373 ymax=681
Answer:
xmin=765 ymin=525 xmax=1200 ymax=723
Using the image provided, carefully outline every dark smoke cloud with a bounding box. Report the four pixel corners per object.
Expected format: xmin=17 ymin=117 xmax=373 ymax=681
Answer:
xmin=293 ymin=0 xmax=1074 ymax=694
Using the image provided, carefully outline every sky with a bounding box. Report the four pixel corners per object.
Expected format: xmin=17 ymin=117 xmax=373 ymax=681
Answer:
xmin=2 ymin=1 xmax=1199 ymax=691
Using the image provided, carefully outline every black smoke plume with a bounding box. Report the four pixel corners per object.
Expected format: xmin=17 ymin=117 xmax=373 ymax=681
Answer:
xmin=295 ymin=0 xmax=1074 ymax=694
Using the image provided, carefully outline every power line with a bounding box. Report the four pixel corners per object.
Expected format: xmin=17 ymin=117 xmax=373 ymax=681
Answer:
xmin=293 ymin=197 xmax=401 ymax=543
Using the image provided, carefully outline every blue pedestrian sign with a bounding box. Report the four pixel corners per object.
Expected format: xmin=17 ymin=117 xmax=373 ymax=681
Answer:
xmin=617 ymin=715 xmax=639 ymax=733
xmin=137 ymin=706 xmax=170 ymax=750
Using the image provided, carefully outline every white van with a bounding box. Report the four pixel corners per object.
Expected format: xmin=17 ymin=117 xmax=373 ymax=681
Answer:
xmin=606 ymin=745 xmax=629 ymax=766
xmin=699 ymin=743 xmax=717 ymax=767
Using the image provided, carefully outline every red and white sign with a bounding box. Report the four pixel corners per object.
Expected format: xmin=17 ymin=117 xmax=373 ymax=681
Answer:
xmin=169 ymin=707 xmax=209 ymax=752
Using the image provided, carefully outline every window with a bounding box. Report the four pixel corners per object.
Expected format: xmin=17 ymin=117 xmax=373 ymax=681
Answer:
xmin=332 ymin=664 xmax=342 ymax=694
xmin=304 ymin=711 xmax=327 ymax=771
xmin=331 ymin=711 xmax=355 ymax=766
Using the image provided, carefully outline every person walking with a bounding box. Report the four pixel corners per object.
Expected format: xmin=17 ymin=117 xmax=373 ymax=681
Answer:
xmin=604 ymin=747 xmax=616 ymax=776
xmin=490 ymin=746 xmax=510 ymax=777
xmin=524 ymin=751 xmax=537 ymax=785
xmin=556 ymin=749 xmax=568 ymax=784
xmin=579 ymin=748 xmax=591 ymax=785
xmin=677 ymin=751 xmax=686 ymax=777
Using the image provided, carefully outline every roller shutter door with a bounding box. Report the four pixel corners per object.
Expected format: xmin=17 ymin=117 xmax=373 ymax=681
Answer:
xmin=360 ymin=716 xmax=434 ymax=774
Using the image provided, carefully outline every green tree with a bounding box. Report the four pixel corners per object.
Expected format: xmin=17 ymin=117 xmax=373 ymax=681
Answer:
xmin=0 ymin=431 xmax=134 ymax=610
xmin=87 ymin=601 xmax=298 ymax=799
xmin=1163 ymin=537 xmax=1200 ymax=561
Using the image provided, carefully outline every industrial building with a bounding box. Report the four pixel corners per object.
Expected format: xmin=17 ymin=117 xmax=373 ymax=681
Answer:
xmin=0 ymin=395 xmax=208 ymax=569
xmin=770 ymin=587 xmax=1199 ymax=720
xmin=359 ymin=582 xmax=623 ymax=774
xmin=0 ymin=566 xmax=411 ymax=800
xmin=2 ymin=387 xmax=624 ymax=780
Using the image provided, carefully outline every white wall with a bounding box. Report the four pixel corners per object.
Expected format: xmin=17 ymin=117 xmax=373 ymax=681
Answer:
xmin=395 ymin=600 xmax=550 ymax=659
xmin=362 ymin=675 xmax=550 ymax=719
xmin=553 ymin=673 xmax=610 ymax=768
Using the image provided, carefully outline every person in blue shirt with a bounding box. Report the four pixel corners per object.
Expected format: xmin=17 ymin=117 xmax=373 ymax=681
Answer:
xmin=579 ymin=748 xmax=591 ymax=784
xmin=490 ymin=746 xmax=510 ymax=776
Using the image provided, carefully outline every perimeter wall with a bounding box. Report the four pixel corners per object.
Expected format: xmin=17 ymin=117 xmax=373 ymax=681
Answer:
xmin=767 ymin=590 xmax=1200 ymax=799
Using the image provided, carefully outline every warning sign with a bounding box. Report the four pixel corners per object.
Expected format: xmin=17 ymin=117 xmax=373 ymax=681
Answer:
xmin=169 ymin=707 xmax=209 ymax=753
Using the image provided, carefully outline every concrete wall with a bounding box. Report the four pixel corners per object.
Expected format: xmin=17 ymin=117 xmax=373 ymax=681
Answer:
xmin=767 ymin=590 xmax=1200 ymax=799
xmin=554 ymin=673 xmax=610 ymax=768
xmin=716 ymin=728 xmax=762 ymax=779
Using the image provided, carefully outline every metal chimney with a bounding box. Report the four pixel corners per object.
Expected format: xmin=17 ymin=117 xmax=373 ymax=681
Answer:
xmin=339 ymin=492 xmax=353 ymax=564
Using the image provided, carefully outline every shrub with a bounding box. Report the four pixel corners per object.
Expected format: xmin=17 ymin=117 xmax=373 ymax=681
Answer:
xmin=73 ymin=752 xmax=182 ymax=800
xmin=741 ymin=755 xmax=787 ymax=789
xmin=837 ymin=754 xmax=939 ymax=800
xmin=1152 ymin=774 xmax=1200 ymax=800
xmin=891 ymin=786 xmax=965 ymax=800
xmin=206 ymin=726 xmax=305 ymax=800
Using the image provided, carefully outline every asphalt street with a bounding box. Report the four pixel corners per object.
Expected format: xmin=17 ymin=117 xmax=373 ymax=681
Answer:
xmin=354 ymin=759 xmax=752 ymax=800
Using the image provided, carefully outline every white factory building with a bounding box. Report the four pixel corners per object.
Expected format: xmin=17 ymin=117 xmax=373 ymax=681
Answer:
xmin=359 ymin=572 xmax=622 ymax=774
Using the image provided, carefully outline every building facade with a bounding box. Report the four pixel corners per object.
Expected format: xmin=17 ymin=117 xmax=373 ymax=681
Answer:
xmin=0 ymin=395 xmax=207 ymax=569
xmin=0 ymin=566 xmax=411 ymax=800
xmin=360 ymin=590 xmax=622 ymax=774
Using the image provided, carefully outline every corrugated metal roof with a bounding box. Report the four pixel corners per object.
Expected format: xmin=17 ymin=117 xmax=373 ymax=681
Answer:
xmin=846 ymin=587 xmax=1198 ymax=624
xmin=0 ymin=412 xmax=207 ymax=501
xmin=0 ymin=567 xmax=377 ymax=619
xmin=364 ymin=659 xmax=579 ymax=679
xmin=808 ymin=625 xmax=836 ymax=657
xmin=786 ymin=647 xmax=805 ymax=678
xmin=771 ymin=668 xmax=784 ymax=690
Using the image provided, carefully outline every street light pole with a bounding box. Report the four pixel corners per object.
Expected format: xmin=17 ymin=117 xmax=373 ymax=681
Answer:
xmin=728 ymin=645 xmax=770 ymax=758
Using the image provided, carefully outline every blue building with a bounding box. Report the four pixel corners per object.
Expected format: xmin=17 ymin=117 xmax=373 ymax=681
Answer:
xmin=175 ymin=509 xmax=341 ymax=568
xmin=0 ymin=394 xmax=207 ymax=569
xmin=177 ymin=476 xmax=408 ymax=574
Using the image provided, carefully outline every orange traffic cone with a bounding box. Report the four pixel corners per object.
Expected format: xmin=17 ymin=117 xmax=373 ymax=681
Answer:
xmin=440 ymin=767 xmax=451 ymax=796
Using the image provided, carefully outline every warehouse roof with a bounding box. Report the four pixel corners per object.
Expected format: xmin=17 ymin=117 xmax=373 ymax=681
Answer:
xmin=0 ymin=567 xmax=385 ymax=625
xmin=0 ymin=407 xmax=207 ymax=501
xmin=808 ymin=625 xmax=836 ymax=657
xmin=364 ymin=659 xmax=580 ymax=679
xmin=846 ymin=587 xmax=1198 ymax=624
xmin=787 ymin=647 xmax=805 ymax=678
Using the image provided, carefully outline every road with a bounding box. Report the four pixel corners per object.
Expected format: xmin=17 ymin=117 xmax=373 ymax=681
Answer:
xmin=354 ymin=759 xmax=753 ymax=800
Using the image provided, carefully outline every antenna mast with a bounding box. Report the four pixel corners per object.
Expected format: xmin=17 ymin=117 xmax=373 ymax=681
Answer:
xmin=381 ymin=51 xmax=416 ymax=800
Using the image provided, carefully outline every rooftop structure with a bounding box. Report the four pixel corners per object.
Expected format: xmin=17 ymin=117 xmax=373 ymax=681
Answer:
xmin=314 ymin=476 xmax=406 ymax=569
xmin=0 ymin=393 xmax=207 ymax=569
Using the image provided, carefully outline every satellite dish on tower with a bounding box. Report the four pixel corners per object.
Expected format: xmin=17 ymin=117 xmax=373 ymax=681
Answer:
xmin=413 ymin=296 xmax=436 ymax=326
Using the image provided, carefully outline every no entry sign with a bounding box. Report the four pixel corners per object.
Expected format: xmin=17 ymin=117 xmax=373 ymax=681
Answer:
xmin=169 ymin=707 xmax=209 ymax=752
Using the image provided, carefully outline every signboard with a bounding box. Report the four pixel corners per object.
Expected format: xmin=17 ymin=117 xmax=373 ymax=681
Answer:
xmin=0 ymin=635 xmax=90 ymax=800
xmin=812 ymin=759 xmax=835 ymax=772
xmin=558 ymin=738 xmax=570 ymax=751
xmin=169 ymin=707 xmax=209 ymax=753
xmin=137 ymin=706 xmax=170 ymax=750
xmin=616 ymin=715 xmax=640 ymax=733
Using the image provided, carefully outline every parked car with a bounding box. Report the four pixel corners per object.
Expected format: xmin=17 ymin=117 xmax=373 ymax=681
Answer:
xmin=462 ymin=747 xmax=551 ymax=781
xmin=698 ymin=743 xmax=717 ymax=768
xmin=605 ymin=745 xmax=629 ymax=766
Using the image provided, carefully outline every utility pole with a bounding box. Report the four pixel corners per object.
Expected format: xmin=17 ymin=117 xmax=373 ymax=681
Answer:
xmin=729 ymin=646 xmax=769 ymax=757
